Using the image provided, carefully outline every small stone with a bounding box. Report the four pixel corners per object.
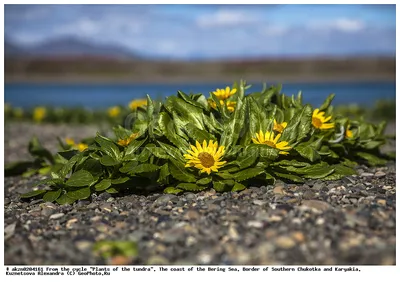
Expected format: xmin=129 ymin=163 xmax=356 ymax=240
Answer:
xmin=66 ymin=218 xmax=78 ymax=229
xmin=312 ymin=181 xmax=325 ymax=191
xmin=275 ymin=236 xmax=296 ymax=249
xmin=247 ymin=221 xmax=264 ymax=228
xmin=154 ymin=194 xmax=178 ymax=205
xmin=184 ymin=193 xmax=196 ymax=200
xmin=49 ymin=213 xmax=65 ymax=220
xmin=228 ymin=225 xmax=239 ymax=240
xmin=273 ymin=186 xmax=285 ymax=195
xmin=106 ymin=197 xmax=115 ymax=202
xmin=377 ymin=199 xmax=386 ymax=206
xmin=302 ymin=190 xmax=316 ymax=200
xmin=361 ymin=172 xmax=374 ymax=177
xmin=75 ymin=240 xmax=92 ymax=251
xmin=374 ymin=171 xmax=386 ymax=178
xmin=4 ymin=222 xmax=16 ymax=240
xmin=301 ymin=200 xmax=331 ymax=212
xmin=253 ymin=199 xmax=267 ymax=206
xmin=291 ymin=231 xmax=305 ymax=243
xmin=100 ymin=204 xmax=113 ymax=212
xmin=184 ymin=209 xmax=200 ymax=221
xmin=197 ymin=251 xmax=213 ymax=264
xmin=41 ymin=207 xmax=56 ymax=217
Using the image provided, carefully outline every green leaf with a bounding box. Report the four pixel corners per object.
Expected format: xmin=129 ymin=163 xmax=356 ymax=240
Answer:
xmin=169 ymin=159 xmax=197 ymax=183
xmin=20 ymin=189 xmax=47 ymax=199
xmin=95 ymin=179 xmax=112 ymax=192
xmin=43 ymin=189 xmax=62 ymax=202
xmin=158 ymin=141 xmax=186 ymax=163
xmin=302 ymin=166 xmax=335 ymax=179
xmin=119 ymin=161 xmax=139 ymax=174
xmin=273 ymin=172 xmax=304 ymax=183
xmin=59 ymin=153 xmax=83 ymax=178
xmin=157 ymin=163 xmax=170 ymax=184
xmin=163 ymin=187 xmax=183 ymax=195
xmin=66 ymin=170 xmax=94 ymax=187
xmin=28 ymin=136 xmax=54 ymax=164
xmin=319 ymin=93 xmax=335 ymax=111
xmin=95 ymin=134 xmax=120 ymax=160
xmin=295 ymin=143 xmax=320 ymax=162
xmin=355 ymin=151 xmax=387 ymax=166
xmin=144 ymin=144 xmax=167 ymax=159
xmin=176 ymin=183 xmax=205 ymax=191
xmin=231 ymin=168 xmax=265 ymax=182
xmin=213 ymin=181 xmax=226 ymax=192
xmin=111 ymin=177 xmax=130 ymax=184
xmin=131 ymin=164 xmax=160 ymax=174
xmin=68 ymin=187 xmax=91 ymax=200
xmin=232 ymin=182 xmax=246 ymax=192
xmin=56 ymin=193 xmax=76 ymax=205
xmin=177 ymin=90 xmax=206 ymax=109
xmin=106 ymin=187 xmax=119 ymax=194
xmin=57 ymin=150 xmax=78 ymax=161
xmin=184 ymin=124 xmax=216 ymax=144
xmin=77 ymin=158 xmax=103 ymax=178
xmin=322 ymin=164 xmax=357 ymax=181
xmin=5 ymin=161 xmax=35 ymax=176
xmin=124 ymin=138 xmax=147 ymax=159
xmin=197 ymin=176 xmax=212 ymax=185
xmin=100 ymin=155 xmax=120 ymax=166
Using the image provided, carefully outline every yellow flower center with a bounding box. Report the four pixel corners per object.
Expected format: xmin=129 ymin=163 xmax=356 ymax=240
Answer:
xmin=312 ymin=117 xmax=322 ymax=128
xmin=198 ymin=152 xmax=215 ymax=168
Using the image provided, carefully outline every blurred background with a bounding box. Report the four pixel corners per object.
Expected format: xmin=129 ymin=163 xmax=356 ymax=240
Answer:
xmin=4 ymin=4 xmax=396 ymax=121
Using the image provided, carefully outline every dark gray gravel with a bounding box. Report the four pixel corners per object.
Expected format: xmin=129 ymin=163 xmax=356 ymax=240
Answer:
xmin=4 ymin=122 xmax=396 ymax=265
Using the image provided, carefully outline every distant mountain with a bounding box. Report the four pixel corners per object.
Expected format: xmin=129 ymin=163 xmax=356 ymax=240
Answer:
xmin=4 ymin=37 xmax=141 ymax=59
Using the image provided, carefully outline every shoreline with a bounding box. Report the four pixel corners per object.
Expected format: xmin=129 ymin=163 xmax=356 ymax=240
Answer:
xmin=5 ymin=74 xmax=396 ymax=85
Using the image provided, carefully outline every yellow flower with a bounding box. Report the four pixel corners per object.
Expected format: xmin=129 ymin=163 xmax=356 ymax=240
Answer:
xmin=65 ymin=138 xmax=76 ymax=146
xmin=346 ymin=125 xmax=353 ymax=138
xmin=273 ymin=119 xmax=288 ymax=133
xmin=108 ymin=106 xmax=121 ymax=118
xmin=129 ymin=99 xmax=147 ymax=111
xmin=117 ymin=132 xmax=139 ymax=147
xmin=33 ymin=107 xmax=46 ymax=123
xmin=212 ymin=86 xmax=237 ymax=100
xmin=208 ymin=99 xmax=236 ymax=112
xmin=252 ymin=130 xmax=292 ymax=155
xmin=312 ymin=109 xmax=335 ymax=130
xmin=184 ymin=140 xmax=226 ymax=175
xmin=76 ymin=143 xmax=88 ymax=152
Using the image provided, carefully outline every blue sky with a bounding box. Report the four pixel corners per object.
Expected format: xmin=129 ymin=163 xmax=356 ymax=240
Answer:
xmin=4 ymin=4 xmax=396 ymax=59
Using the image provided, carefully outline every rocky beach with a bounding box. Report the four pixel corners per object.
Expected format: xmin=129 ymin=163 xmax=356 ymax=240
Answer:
xmin=4 ymin=122 xmax=396 ymax=265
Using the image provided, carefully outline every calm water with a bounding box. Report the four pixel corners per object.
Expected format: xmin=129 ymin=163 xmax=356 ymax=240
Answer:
xmin=4 ymin=81 xmax=396 ymax=109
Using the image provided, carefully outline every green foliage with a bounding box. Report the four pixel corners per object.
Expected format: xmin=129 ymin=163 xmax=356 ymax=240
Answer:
xmin=15 ymin=81 xmax=394 ymax=203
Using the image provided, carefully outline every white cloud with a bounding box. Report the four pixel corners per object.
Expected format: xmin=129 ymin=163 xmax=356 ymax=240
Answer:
xmin=308 ymin=18 xmax=365 ymax=33
xmin=196 ymin=10 xmax=256 ymax=28
xmin=262 ymin=25 xmax=288 ymax=36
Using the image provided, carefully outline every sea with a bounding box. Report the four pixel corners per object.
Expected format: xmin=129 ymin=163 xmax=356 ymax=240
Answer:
xmin=4 ymin=81 xmax=396 ymax=109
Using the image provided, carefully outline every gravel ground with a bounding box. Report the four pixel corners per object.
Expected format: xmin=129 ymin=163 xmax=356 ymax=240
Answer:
xmin=4 ymin=122 xmax=396 ymax=265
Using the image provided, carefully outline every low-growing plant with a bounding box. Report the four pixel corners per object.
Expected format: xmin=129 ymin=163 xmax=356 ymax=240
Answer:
xmin=15 ymin=81 xmax=394 ymax=204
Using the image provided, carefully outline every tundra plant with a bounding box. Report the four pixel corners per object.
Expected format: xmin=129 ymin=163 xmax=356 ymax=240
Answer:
xmin=19 ymin=81 xmax=393 ymax=204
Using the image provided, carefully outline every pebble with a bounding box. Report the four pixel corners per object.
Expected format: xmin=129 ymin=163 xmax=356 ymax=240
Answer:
xmin=49 ymin=213 xmax=65 ymax=220
xmin=275 ymin=236 xmax=296 ymax=249
xmin=361 ymin=173 xmax=374 ymax=177
xmin=375 ymin=171 xmax=386 ymax=178
xmin=301 ymin=200 xmax=332 ymax=212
